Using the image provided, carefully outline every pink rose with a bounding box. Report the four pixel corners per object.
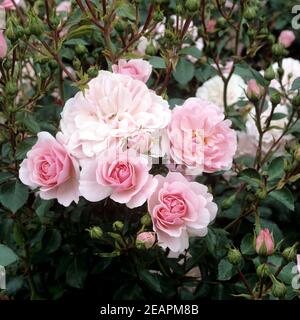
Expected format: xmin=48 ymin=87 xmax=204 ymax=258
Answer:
xmin=79 ymin=148 xmax=157 ymax=208
xmin=19 ymin=132 xmax=80 ymax=206
xmin=136 ymin=232 xmax=156 ymax=249
xmin=255 ymin=228 xmax=274 ymax=256
xmin=297 ymin=254 xmax=300 ymax=274
xmin=167 ymin=98 xmax=237 ymax=174
xmin=56 ymin=0 xmax=71 ymax=14
xmin=278 ymin=30 xmax=295 ymax=48
xmin=148 ymin=172 xmax=217 ymax=253
xmin=0 ymin=0 xmax=21 ymax=9
xmin=0 ymin=31 xmax=7 ymax=58
xmin=112 ymin=59 xmax=152 ymax=83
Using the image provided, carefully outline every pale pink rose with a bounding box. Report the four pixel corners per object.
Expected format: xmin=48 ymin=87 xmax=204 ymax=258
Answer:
xmin=0 ymin=0 xmax=22 ymax=9
xmin=56 ymin=0 xmax=71 ymax=14
xmin=112 ymin=59 xmax=152 ymax=83
xmin=148 ymin=172 xmax=217 ymax=253
xmin=0 ymin=31 xmax=7 ymax=58
xmin=79 ymin=148 xmax=157 ymax=208
xmin=278 ymin=30 xmax=295 ymax=48
xmin=136 ymin=232 xmax=156 ymax=248
xmin=60 ymin=70 xmax=170 ymax=159
xmin=19 ymin=132 xmax=80 ymax=206
xmin=247 ymin=79 xmax=263 ymax=100
xmin=255 ymin=228 xmax=274 ymax=256
xmin=297 ymin=254 xmax=300 ymax=274
xmin=206 ymin=19 xmax=216 ymax=33
xmin=167 ymin=98 xmax=237 ymax=174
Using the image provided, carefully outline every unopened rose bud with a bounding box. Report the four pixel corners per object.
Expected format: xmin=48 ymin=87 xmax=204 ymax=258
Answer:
xmin=270 ymin=90 xmax=281 ymax=106
xmin=86 ymin=226 xmax=103 ymax=239
xmin=227 ymin=248 xmax=243 ymax=265
xmin=5 ymin=81 xmax=17 ymax=97
xmin=292 ymin=94 xmax=300 ymax=107
xmin=256 ymin=188 xmax=267 ymax=200
xmin=87 ymin=66 xmax=99 ymax=78
xmin=255 ymin=228 xmax=275 ymax=256
xmin=282 ymin=243 xmax=298 ymax=262
xmin=145 ymin=41 xmax=157 ymax=56
xmin=272 ymin=43 xmax=288 ymax=57
xmin=140 ymin=213 xmax=152 ymax=226
xmin=136 ymin=232 xmax=156 ymax=249
xmin=29 ymin=15 xmax=44 ymax=37
xmin=244 ymin=6 xmax=257 ymax=20
xmin=271 ymin=275 xmax=287 ymax=298
xmin=153 ymin=10 xmax=164 ymax=23
xmin=185 ymin=0 xmax=199 ymax=13
xmin=294 ymin=148 xmax=300 ymax=162
xmin=278 ymin=30 xmax=295 ymax=48
xmin=256 ymin=263 xmax=270 ymax=278
xmin=264 ymin=65 xmax=276 ymax=81
xmin=247 ymin=79 xmax=264 ymax=101
xmin=75 ymin=44 xmax=88 ymax=56
xmin=113 ymin=220 xmax=124 ymax=231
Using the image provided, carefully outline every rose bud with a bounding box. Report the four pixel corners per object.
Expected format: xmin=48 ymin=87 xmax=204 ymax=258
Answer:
xmin=136 ymin=232 xmax=156 ymax=249
xmin=255 ymin=228 xmax=275 ymax=256
xmin=278 ymin=30 xmax=296 ymax=48
xmin=246 ymin=79 xmax=264 ymax=101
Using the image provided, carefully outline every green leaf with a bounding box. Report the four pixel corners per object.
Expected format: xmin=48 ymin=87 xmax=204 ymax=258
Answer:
xmin=291 ymin=77 xmax=300 ymax=91
xmin=0 ymin=172 xmax=14 ymax=184
xmin=21 ymin=114 xmax=40 ymax=134
xmin=115 ymin=3 xmax=136 ymax=20
xmin=238 ymin=168 xmax=261 ymax=187
xmin=268 ymin=157 xmax=285 ymax=180
xmin=16 ymin=137 xmax=37 ymax=160
xmin=0 ymin=244 xmax=19 ymax=266
xmin=179 ymin=46 xmax=202 ymax=59
xmin=278 ymin=262 xmax=296 ymax=284
xmin=271 ymin=113 xmax=287 ymax=120
xmin=240 ymin=234 xmax=255 ymax=255
xmin=0 ymin=180 xmax=29 ymax=213
xmin=148 ymin=56 xmax=166 ymax=69
xmin=66 ymin=259 xmax=87 ymax=289
xmin=173 ymin=58 xmax=195 ymax=85
xmin=139 ymin=269 xmax=162 ymax=293
xmin=270 ymin=187 xmax=294 ymax=211
xmin=217 ymin=259 xmax=237 ymax=281
xmin=195 ymin=63 xmax=218 ymax=82
xmin=43 ymin=229 xmax=62 ymax=254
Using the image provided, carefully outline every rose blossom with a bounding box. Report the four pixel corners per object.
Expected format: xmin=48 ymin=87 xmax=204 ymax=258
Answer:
xmin=167 ymin=98 xmax=237 ymax=174
xmin=196 ymin=74 xmax=246 ymax=110
xmin=79 ymin=148 xmax=157 ymax=209
xmin=19 ymin=132 xmax=80 ymax=206
xmin=112 ymin=59 xmax=152 ymax=83
xmin=0 ymin=30 xmax=7 ymax=58
xmin=148 ymin=172 xmax=217 ymax=253
xmin=136 ymin=232 xmax=156 ymax=249
xmin=0 ymin=0 xmax=23 ymax=9
xmin=206 ymin=19 xmax=216 ymax=33
xmin=270 ymin=58 xmax=300 ymax=99
xmin=56 ymin=0 xmax=71 ymax=14
xmin=60 ymin=70 xmax=171 ymax=159
xmin=278 ymin=30 xmax=295 ymax=48
xmin=255 ymin=228 xmax=274 ymax=256
xmin=236 ymin=103 xmax=291 ymax=157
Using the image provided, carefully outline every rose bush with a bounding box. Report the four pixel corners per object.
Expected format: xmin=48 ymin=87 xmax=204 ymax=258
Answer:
xmin=0 ymin=0 xmax=299 ymax=301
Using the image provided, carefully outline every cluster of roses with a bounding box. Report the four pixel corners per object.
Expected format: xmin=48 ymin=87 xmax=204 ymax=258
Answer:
xmin=19 ymin=59 xmax=238 ymax=253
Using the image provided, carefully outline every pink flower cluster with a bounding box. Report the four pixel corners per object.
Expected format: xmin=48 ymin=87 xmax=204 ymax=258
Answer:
xmin=19 ymin=59 xmax=238 ymax=253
